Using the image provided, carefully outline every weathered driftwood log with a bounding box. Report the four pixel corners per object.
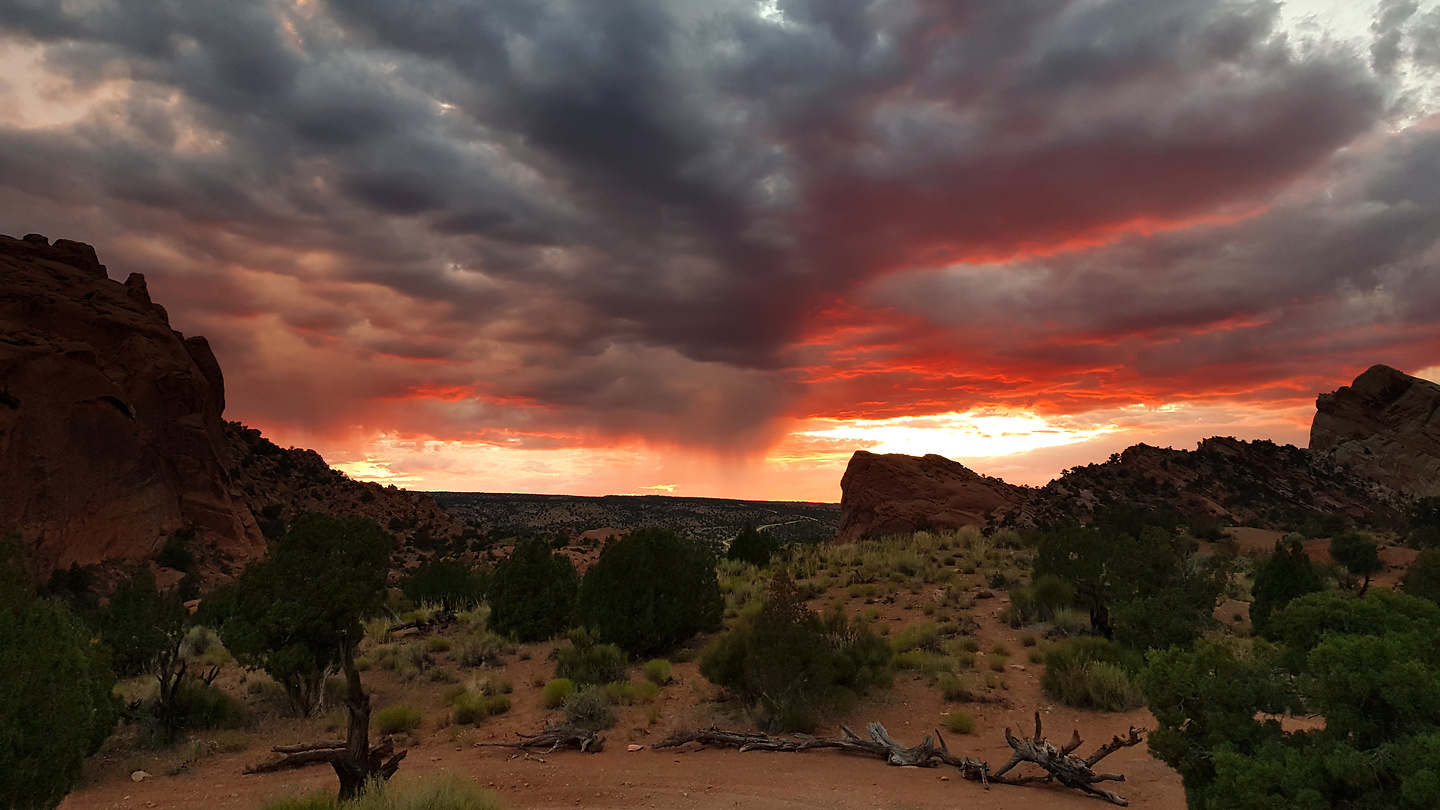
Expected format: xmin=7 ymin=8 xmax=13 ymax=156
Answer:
xmin=244 ymin=739 xmax=404 ymax=778
xmin=655 ymin=716 xmax=1143 ymax=805
xmin=388 ymin=608 xmax=457 ymax=635
xmin=991 ymin=712 xmax=1145 ymax=806
xmin=476 ymin=723 xmax=605 ymax=753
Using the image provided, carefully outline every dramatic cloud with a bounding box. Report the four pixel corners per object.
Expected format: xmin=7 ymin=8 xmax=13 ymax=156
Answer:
xmin=1 ymin=0 xmax=1437 ymax=498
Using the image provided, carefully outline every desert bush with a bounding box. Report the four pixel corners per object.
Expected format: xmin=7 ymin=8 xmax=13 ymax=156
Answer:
xmin=542 ymin=678 xmax=576 ymax=708
xmin=944 ymin=710 xmax=976 ymax=734
xmin=1402 ymin=548 xmax=1440 ymax=604
xmin=374 ymin=705 xmax=423 ymax=735
xmin=1 ymin=539 xmax=119 ymax=810
xmin=1048 ymin=608 xmax=1090 ymax=638
xmin=727 ymin=524 xmax=779 ymax=568
xmin=642 ymin=659 xmax=673 ymax=685
xmin=488 ymin=538 xmax=578 ymax=642
xmin=1111 ymin=589 xmax=1211 ymax=652
xmin=562 ymin=686 xmax=616 ymax=731
xmin=451 ymin=692 xmax=510 ymax=725
xmin=457 ymin=633 xmax=514 ymax=668
xmin=263 ymin=774 xmax=502 ymax=810
xmin=605 ymin=680 xmax=660 ymax=705
xmin=936 ymin=672 xmax=974 ymax=702
xmin=1042 ymin=636 xmax=1144 ymax=711
xmin=554 ymin=627 xmax=628 ymax=685
xmin=700 ymin=573 xmax=890 ymax=733
xmin=574 ymin=528 xmax=723 ymax=656
xmin=399 ymin=559 xmax=488 ymax=610
xmin=1252 ymin=540 xmax=1327 ymax=638
xmin=170 ymin=680 xmax=246 ymax=730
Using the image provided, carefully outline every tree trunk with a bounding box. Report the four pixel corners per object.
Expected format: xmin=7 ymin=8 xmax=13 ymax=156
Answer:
xmin=333 ymin=637 xmax=374 ymax=800
xmin=244 ymin=634 xmax=405 ymax=798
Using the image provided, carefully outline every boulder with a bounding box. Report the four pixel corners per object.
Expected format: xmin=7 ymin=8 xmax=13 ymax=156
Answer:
xmin=0 ymin=233 xmax=265 ymax=577
xmin=1310 ymin=365 xmax=1440 ymax=498
xmin=835 ymin=450 xmax=1027 ymax=543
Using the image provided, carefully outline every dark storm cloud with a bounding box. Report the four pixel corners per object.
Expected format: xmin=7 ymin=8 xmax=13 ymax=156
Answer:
xmin=0 ymin=0 xmax=1432 ymax=447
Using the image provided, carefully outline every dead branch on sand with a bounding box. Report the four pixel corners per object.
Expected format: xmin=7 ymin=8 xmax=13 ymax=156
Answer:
xmin=655 ymin=713 xmax=1144 ymax=806
xmin=474 ymin=723 xmax=606 ymax=754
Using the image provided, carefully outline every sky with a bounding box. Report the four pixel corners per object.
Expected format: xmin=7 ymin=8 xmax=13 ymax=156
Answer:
xmin=2 ymin=0 xmax=1438 ymax=501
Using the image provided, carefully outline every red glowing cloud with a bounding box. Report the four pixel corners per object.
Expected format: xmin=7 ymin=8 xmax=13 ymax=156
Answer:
xmin=2 ymin=0 xmax=1438 ymax=498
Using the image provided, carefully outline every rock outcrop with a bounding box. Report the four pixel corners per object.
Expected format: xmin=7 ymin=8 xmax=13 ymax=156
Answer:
xmin=223 ymin=422 xmax=466 ymax=560
xmin=0 ymin=234 xmax=265 ymax=576
xmin=1310 ymin=364 xmax=1440 ymax=498
xmin=835 ymin=451 xmax=1028 ymax=543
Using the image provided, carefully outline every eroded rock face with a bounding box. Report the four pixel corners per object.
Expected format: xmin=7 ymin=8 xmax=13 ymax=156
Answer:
xmin=1310 ymin=364 xmax=1440 ymax=498
xmin=0 ymin=233 xmax=265 ymax=576
xmin=836 ymin=450 xmax=1028 ymax=543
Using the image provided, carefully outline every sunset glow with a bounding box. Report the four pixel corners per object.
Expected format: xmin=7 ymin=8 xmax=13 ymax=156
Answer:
xmin=3 ymin=1 xmax=1438 ymax=500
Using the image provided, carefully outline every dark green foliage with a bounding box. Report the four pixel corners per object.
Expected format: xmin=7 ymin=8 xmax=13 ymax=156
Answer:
xmin=398 ymin=559 xmax=487 ymax=610
xmin=99 ymin=568 xmax=197 ymax=737
xmin=1408 ymin=497 xmax=1440 ymax=548
xmin=1329 ymin=531 xmax=1381 ymax=593
xmin=727 ymin=524 xmax=779 ymax=568
xmin=1111 ymin=589 xmax=1209 ymax=652
xmin=700 ymin=573 xmax=890 ymax=732
xmin=100 ymin=568 xmax=188 ymax=677
xmin=554 ymin=628 xmax=627 ymax=685
xmin=1007 ymin=574 xmax=1074 ymax=624
xmin=1143 ymin=589 xmax=1440 ymax=809
xmin=214 ymin=513 xmax=395 ymax=716
xmin=157 ymin=529 xmax=197 ymax=573
xmin=574 ymin=529 xmax=723 ymax=656
xmin=1250 ymin=536 xmax=1325 ymax=638
xmin=1 ymin=540 xmax=119 ymax=810
xmin=169 ymin=680 xmax=246 ymax=730
xmin=1040 ymin=636 xmax=1145 ymax=711
xmin=1033 ymin=523 xmax=1215 ymax=637
xmin=43 ymin=564 xmax=99 ymax=614
xmin=1143 ymin=639 xmax=1296 ymax=802
xmin=562 ymin=686 xmax=615 ymax=731
xmin=488 ymin=538 xmax=578 ymax=642
xmin=1265 ymin=588 xmax=1440 ymax=671
xmin=1402 ymin=549 xmax=1440 ymax=604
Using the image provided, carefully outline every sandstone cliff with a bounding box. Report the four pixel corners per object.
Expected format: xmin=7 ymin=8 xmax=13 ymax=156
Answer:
xmin=0 ymin=233 xmax=264 ymax=575
xmin=1310 ymin=364 xmax=1440 ymax=498
xmin=835 ymin=450 xmax=1028 ymax=543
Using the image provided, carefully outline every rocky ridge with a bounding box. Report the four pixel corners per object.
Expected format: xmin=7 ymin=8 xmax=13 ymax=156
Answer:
xmin=1310 ymin=364 xmax=1440 ymax=498
xmin=838 ymin=366 xmax=1440 ymax=540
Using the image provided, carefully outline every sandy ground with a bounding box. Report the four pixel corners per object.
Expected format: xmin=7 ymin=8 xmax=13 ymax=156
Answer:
xmin=59 ymin=590 xmax=1187 ymax=810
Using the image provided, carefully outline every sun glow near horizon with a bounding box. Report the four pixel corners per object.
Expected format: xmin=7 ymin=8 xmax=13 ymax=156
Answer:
xmin=793 ymin=410 xmax=1119 ymax=461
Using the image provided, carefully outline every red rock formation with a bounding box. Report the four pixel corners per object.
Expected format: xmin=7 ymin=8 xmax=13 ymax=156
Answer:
xmin=835 ymin=450 xmax=1028 ymax=543
xmin=1310 ymin=364 xmax=1440 ymax=498
xmin=0 ymin=234 xmax=265 ymax=576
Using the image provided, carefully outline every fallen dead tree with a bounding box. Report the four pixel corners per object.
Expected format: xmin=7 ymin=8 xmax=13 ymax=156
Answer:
xmin=475 ymin=723 xmax=605 ymax=753
xmin=388 ymin=608 xmax=457 ymax=635
xmin=655 ymin=713 xmax=1144 ymax=806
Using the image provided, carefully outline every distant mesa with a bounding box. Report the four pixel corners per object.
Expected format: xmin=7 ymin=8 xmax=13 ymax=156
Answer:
xmin=0 ymin=234 xmax=461 ymax=582
xmin=1309 ymin=364 xmax=1440 ymax=499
